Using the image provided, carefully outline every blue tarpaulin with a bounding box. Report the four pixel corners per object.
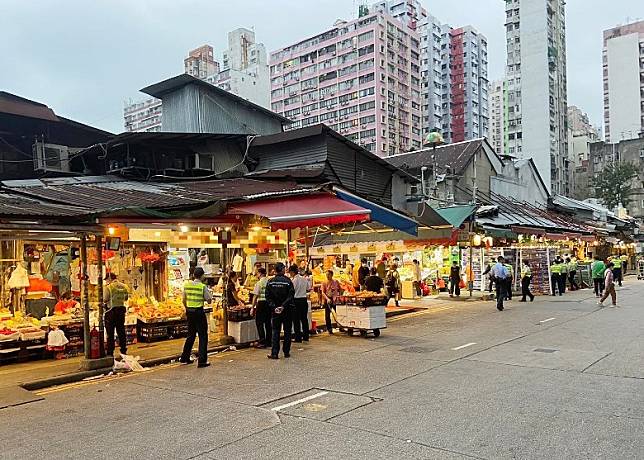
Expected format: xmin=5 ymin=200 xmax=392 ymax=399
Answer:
xmin=334 ymin=188 xmax=418 ymax=236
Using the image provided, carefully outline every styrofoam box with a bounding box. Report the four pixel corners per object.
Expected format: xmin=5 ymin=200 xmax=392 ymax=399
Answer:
xmin=335 ymin=305 xmax=386 ymax=330
xmin=228 ymin=319 xmax=259 ymax=344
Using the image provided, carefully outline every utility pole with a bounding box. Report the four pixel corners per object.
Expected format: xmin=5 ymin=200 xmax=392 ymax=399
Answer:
xmin=468 ymin=152 xmax=477 ymax=297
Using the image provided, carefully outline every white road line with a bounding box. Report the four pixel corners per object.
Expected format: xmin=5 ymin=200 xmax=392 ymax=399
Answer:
xmin=452 ymin=342 xmax=477 ymax=350
xmin=539 ymin=317 xmax=556 ymax=324
xmin=271 ymin=391 xmax=329 ymax=412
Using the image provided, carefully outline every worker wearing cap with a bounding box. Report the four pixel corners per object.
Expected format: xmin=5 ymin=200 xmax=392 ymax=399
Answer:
xmin=519 ymin=261 xmax=534 ymax=302
xmin=179 ymin=267 xmax=212 ymax=368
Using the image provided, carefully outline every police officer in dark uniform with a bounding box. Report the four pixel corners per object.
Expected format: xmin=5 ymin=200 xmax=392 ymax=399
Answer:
xmin=265 ymin=262 xmax=295 ymax=360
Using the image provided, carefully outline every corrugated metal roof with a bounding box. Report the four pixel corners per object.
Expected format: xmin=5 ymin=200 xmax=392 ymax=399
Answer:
xmin=387 ymin=139 xmax=486 ymax=175
xmin=2 ymin=177 xmax=315 ymax=214
xmin=0 ymin=92 xmax=59 ymax=121
xmin=141 ymin=74 xmax=291 ymax=124
xmin=0 ymin=192 xmax=88 ymax=217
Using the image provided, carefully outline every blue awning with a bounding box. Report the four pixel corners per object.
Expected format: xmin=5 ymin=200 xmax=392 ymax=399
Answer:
xmin=334 ymin=188 xmax=418 ymax=236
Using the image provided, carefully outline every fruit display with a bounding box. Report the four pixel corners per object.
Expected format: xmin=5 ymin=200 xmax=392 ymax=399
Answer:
xmin=128 ymin=295 xmax=185 ymax=323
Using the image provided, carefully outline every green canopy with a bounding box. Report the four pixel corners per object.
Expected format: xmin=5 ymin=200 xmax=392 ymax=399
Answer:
xmin=436 ymin=205 xmax=477 ymax=228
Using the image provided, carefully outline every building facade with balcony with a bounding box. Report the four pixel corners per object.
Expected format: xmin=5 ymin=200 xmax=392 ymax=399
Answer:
xmin=603 ymin=20 xmax=644 ymax=142
xmin=371 ymin=0 xmax=488 ymax=144
xmin=488 ymin=79 xmax=506 ymax=155
xmin=269 ymin=11 xmax=422 ymax=156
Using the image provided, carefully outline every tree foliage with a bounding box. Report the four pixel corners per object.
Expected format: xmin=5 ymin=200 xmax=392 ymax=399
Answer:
xmin=591 ymin=162 xmax=639 ymax=209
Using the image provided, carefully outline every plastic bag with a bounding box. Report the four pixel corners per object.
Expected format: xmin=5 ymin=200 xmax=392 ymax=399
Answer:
xmin=459 ymin=279 xmax=466 ymax=289
xmin=120 ymin=354 xmax=147 ymax=372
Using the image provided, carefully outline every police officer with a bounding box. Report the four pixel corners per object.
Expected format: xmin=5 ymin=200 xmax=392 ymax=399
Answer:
xmin=612 ymin=256 xmax=623 ymax=287
xmin=265 ymin=262 xmax=295 ymax=360
xmin=179 ymin=267 xmax=212 ymax=368
xmin=503 ymin=261 xmax=514 ymax=300
xmin=550 ymin=258 xmax=562 ymax=296
xmin=519 ymin=261 xmax=535 ymax=302
xmin=104 ymin=273 xmax=130 ymax=357
xmin=567 ymin=257 xmax=579 ymax=291
xmin=559 ymin=257 xmax=568 ymax=294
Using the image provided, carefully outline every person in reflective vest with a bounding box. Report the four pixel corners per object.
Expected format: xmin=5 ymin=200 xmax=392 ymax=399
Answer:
xmin=611 ymin=255 xmax=623 ymax=287
xmin=503 ymin=262 xmax=514 ymax=300
xmin=104 ymin=273 xmax=130 ymax=357
xmin=550 ymin=259 xmax=562 ymax=296
xmin=558 ymin=258 xmax=567 ymax=294
xmin=620 ymin=254 xmax=628 ymax=275
xmin=519 ymin=262 xmax=534 ymax=302
xmin=180 ymin=267 xmax=212 ymax=368
xmin=567 ymin=257 xmax=579 ymax=291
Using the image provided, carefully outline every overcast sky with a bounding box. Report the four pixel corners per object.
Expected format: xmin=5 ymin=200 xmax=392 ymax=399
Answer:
xmin=1 ymin=0 xmax=641 ymax=134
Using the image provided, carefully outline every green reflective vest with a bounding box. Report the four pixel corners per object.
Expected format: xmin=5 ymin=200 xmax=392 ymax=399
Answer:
xmin=560 ymin=263 xmax=568 ymax=274
xmin=551 ymin=263 xmax=561 ymax=274
xmin=568 ymin=261 xmax=578 ymax=271
xmin=107 ymin=282 xmax=128 ymax=308
xmin=521 ymin=266 xmax=532 ymax=278
xmin=184 ymin=280 xmax=206 ymax=308
xmin=255 ymin=277 xmax=268 ymax=302
xmin=504 ymin=264 xmax=513 ymax=277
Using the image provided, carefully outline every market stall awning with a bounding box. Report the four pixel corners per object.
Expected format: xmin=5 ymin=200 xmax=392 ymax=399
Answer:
xmin=227 ymin=194 xmax=371 ymax=230
xmin=333 ymin=188 xmax=418 ymax=236
xmin=436 ymin=205 xmax=477 ymax=228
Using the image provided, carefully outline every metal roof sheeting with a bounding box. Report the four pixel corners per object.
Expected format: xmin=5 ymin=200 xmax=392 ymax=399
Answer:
xmin=0 ymin=192 xmax=88 ymax=217
xmin=1 ymin=177 xmax=316 ymax=215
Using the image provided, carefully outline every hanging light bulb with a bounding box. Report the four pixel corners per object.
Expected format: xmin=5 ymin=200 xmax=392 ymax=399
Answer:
xmin=473 ymin=234 xmax=482 ymax=246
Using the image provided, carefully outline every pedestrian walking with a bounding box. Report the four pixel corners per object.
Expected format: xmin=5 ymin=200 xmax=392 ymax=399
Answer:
xmin=364 ymin=267 xmax=385 ymax=293
xmin=290 ymin=264 xmax=311 ymax=343
xmin=103 ymin=273 xmax=130 ymax=357
xmin=385 ymin=264 xmax=401 ymax=307
xmin=266 ymin=263 xmax=295 ymax=359
xmin=598 ymin=262 xmax=617 ymax=307
xmin=449 ymin=261 xmax=461 ymax=297
xmin=611 ymin=256 xmax=623 ymax=287
xmin=321 ymin=270 xmax=342 ymax=334
xmin=179 ymin=267 xmax=211 ymax=368
xmin=620 ymin=254 xmax=628 ymax=275
xmin=519 ymin=261 xmax=535 ymax=302
xmin=251 ymin=268 xmax=271 ymax=348
xmin=591 ymin=256 xmax=606 ymax=297
xmin=503 ymin=261 xmax=514 ymax=300
xmin=482 ymin=260 xmax=495 ymax=296
xmin=567 ymin=257 xmax=579 ymax=291
xmin=491 ymin=256 xmax=508 ymax=311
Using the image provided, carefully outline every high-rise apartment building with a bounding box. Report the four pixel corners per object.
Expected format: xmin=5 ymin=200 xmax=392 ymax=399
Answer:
xmin=488 ymin=79 xmax=506 ymax=155
xmin=371 ymin=0 xmax=488 ymax=143
xmin=208 ymin=28 xmax=271 ymax=109
xmin=269 ymin=11 xmax=422 ymax=155
xmin=603 ymin=20 xmax=644 ymax=142
xmin=124 ymin=28 xmax=270 ymax=132
xmin=184 ymin=45 xmax=220 ymax=79
xmin=504 ymin=0 xmax=569 ymax=195
xmin=442 ymin=26 xmax=488 ymax=143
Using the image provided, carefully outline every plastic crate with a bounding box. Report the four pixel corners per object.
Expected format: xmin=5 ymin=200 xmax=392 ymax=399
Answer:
xmin=168 ymin=322 xmax=189 ymax=339
xmin=137 ymin=322 xmax=169 ymax=343
xmin=228 ymin=307 xmax=252 ymax=322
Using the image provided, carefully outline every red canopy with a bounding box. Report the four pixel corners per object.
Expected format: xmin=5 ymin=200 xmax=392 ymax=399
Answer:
xmin=228 ymin=194 xmax=371 ymax=230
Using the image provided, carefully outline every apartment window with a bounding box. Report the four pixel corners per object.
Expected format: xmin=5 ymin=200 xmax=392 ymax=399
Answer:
xmin=319 ymin=70 xmax=338 ymax=83
xmin=359 ymin=115 xmax=375 ymax=125
xmin=319 ymin=111 xmax=337 ymax=122
xmin=358 ymin=44 xmax=374 ymax=57
xmin=358 ymin=73 xmax=374 ymax=84
xmin=359 ymin=87 xmax=374 ymax=97
xmin=360 ymin=101 xmax=376 ymax=111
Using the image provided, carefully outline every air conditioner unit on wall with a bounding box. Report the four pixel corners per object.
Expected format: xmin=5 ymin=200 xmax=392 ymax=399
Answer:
xmin=32 ymin=141 xmax=73 ymax=173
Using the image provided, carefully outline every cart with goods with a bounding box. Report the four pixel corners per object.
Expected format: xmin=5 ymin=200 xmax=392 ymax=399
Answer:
xmin=334 ymin=291 xmax=387 ymax=338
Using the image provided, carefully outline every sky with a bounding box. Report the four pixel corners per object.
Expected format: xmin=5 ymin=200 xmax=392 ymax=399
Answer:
xmin=1 ymin=0 xmax=641 ymax=134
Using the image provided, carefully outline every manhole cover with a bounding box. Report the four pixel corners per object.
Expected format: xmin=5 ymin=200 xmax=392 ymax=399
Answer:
xmin=533 ymin=348 xmax=558 ymax=353
xmin=400 ymin=346 xmax=433 ymax=353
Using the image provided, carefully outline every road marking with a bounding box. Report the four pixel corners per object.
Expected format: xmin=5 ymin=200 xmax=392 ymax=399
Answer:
xmin=539 ymin=317 xmax=556 ymax=324
xmin=271 ymin=391 xmax=328 ymax=412
xmin=452 ymin=342 xmax=477 ymax=350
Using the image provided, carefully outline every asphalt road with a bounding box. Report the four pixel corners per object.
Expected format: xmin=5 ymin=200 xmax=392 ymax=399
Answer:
xmin=2 ymin=280 xmax=643 ymax=459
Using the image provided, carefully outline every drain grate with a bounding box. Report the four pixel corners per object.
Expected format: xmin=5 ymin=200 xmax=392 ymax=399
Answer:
xmin=533 ymin=348 xmax=558 ymax=353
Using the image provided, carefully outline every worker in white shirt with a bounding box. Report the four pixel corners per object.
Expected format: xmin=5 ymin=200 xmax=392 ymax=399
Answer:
xmin=289 ymin=264 xmax=311 ymax=343
xmin=491 ymin=256 xmax=509 ymax=311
